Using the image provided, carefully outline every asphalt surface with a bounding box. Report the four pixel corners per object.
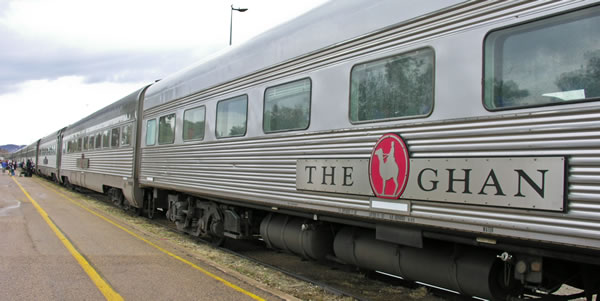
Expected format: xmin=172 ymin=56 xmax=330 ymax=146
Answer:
xmin=0 ymin=173 xmax=288 ymax=301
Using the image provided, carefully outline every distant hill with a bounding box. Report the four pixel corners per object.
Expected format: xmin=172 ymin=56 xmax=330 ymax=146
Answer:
xmin=0 ymin=144 xmax=25 ymax=153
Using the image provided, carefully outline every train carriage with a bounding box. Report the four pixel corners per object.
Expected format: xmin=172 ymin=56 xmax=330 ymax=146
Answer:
xmin=59 ymin=87 xmax=148 ymax=208
xmin=138 ymin=0 xmax=600 ymax=299
xmin=11 ymin=142 xmax=38 ymax=168
xmin=36 ymin=128 xmax=65 ymax=180
xmin=9 ymin=0 xmax=600 ymax=299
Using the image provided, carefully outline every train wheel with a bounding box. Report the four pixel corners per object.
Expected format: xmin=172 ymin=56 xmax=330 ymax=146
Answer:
xmin=208 ymin=235 xmax=225 ymax=247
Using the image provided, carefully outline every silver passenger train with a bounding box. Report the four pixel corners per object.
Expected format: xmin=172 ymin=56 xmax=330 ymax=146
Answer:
xmin=12 ymin=1 xmax=600 ymax=299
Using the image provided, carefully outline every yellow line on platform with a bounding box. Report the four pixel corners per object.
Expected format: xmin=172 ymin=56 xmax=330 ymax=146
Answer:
xmin=37 ymin=179 xmax=265 ymax=301
xmin=11 ymin=177 xmax=123 ymax=301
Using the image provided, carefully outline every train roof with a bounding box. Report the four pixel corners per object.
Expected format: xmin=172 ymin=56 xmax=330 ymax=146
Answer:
xmin=63 ymin=86 xmax=147 ymax=135
xmin=39 ymin=127 xmax=67 ymax=144
xmin=143 ymin=0 xmax=465 ymax=110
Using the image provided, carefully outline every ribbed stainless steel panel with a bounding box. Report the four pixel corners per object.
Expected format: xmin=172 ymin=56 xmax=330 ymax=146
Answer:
xmin=62 ymin=149 xmax=134 ymax=177
xmin=140 ymin=0 xmax=600 ymax=251
xmin=140 ymin=106 xmax=600 ymax=250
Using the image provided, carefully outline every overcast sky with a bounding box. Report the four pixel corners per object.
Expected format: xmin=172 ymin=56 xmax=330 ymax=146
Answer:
xmin=0 ymin=0 xmax=328 ymax=146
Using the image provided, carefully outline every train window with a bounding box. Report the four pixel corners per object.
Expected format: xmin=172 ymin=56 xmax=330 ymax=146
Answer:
xmin=83 ymin=137 xmax=88 ymax=151
xmin=111 ymin=128 xmax=120 ymax=148
xmin=95 ymin=133 xmax=102 ymax=149
xmin=102 ymin=130 xmax=109 ymax=148
xmin=183 ymin=106 xmax=206 ymax=141
xmin=216 ymin=95 xmax=248 ymax=138
xmin=484 ymin=6 xmax=600 ymax=110
xmin=88 ymin=136 xmax=94 ymax=150
xmin=350 ymin=48 xmax=434 ymax=123
xmin=264 ymin=78 xmax=311 ymax=133
xmin=158 ymin=113 xmax=176 ymax=145
xmin=77 ymin=138 xmax=82 ymax=152
xmin=121 ymin=125 xmax=132 ymax=146
xmin=146 ymin=119 xmax=156 ymax=146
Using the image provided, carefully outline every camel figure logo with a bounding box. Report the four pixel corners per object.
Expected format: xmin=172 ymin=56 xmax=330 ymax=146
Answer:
xmin=374 ymin=142 xmax=399 ymax=196
xmin=369 ymin=133 xmax=410 ymax=199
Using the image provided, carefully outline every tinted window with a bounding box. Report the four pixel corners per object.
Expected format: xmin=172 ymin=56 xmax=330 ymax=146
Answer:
xmin=350 ymin=48 xmax=434 ymax=122
xmin=83 ymin=136 xmax=88 ymax=151
xmin=484 ymin=7 xmax=600 ymax=109
xmin=216 ymin=95 xmax=247 ymax=138
xmin=146 ymin=119 xmax=156 ymax=146
xmin=111 ymin=128 xmax=120 ymax=148
xmin=158 ymin=114 xmax=176 ymax=145
xmin=183 ymin=106 xmax=206 ymax=141
xmin=264 ymin=78 xmax=311 ymax=133
xmin=88 ymin=136 xmax=94 ymax=150
xmin=95 ymin=133 xmax=102 ymax=149
xmin=121 ymin=125 xmax=131 ymax=146
xmin=102 ymin=130 xmax=110 ymax=148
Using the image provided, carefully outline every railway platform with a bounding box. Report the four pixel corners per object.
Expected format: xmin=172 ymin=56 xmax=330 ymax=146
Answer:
xmin=0 ymin=174 xmax=294 ymax=301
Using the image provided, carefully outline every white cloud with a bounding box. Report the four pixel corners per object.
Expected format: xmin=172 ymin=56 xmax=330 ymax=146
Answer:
xmin=0 ymin=0 xmax=329 ymax=145
xmin=3 ymin=76 xmax=146 ymax=145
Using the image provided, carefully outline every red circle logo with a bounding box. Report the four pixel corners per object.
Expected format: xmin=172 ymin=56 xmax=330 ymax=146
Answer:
xmin=369 ymin=133 xmax=410 ymax=199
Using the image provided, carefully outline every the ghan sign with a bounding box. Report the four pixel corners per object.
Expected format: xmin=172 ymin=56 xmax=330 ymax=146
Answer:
xmin=296 ymin=133 xmax=565 ymax=212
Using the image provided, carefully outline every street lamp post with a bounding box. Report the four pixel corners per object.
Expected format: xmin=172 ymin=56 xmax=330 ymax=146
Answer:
xmin=230 ymin=4 xmax=248 ymax=45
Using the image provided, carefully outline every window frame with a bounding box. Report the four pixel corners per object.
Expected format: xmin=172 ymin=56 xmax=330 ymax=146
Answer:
xmin=102 ymin=130 xmax=110 ymax=149
xmin=121 ymin=124 xmax=132 ymax=147
xmin=146 ymin=119 xmax=157 ymax=146
xmin=182 ymin=106 xmax=206 ymax=142
xmin=95 ymin=132 xmax=102 ymax=149
xmin=348 ymin=47 xmax=435 ymax=124
xmin=158 ymin=113 xmax=176 ymax=145
xmin=263 ymin=77 xmax=312 ymax=134
xmin=215 ymin=94 xmax=248 ymax=139
xmin=110 ymin=127 xmax=120 ymax=148
xmin=482 ymin=5 xmax=600 ymax=111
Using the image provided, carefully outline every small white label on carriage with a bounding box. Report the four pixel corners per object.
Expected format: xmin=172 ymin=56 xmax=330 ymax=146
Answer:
xmin=370 ymin=198 xmax=410 ymax=214
xmin=123 ymin=177 xmax=127 ymax=180
xmin=146 ymin=177 xmax=153 ymax=181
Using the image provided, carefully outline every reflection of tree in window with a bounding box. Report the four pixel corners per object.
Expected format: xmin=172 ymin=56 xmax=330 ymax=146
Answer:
xmin=183 ymin=107 xmax=205 ymax=140
xmin=555 ymin=50 xmax=600 ymax=98
xmin=484 ymin=7 xmax=600 ymax=109
xmin=217 ymin=96 xmax=247 ymax=138
xmin=266 ymin=103 xmax=308 ymax=132
xmin=491 ymin=79 xmax=530 ymax=107
xmin=111 ymin=128 xmax=120 ymax=148
xmin=184 ymin=120 xmax=205 ymax=140
xmin=159 ymin=114 xmax=176 ymax=144
xmin=229 ymin=125 xmax=246 ymax=136
xmin=121 ymin=125 xmax=131 ymax=146
xmin=352 ymin=49 xmax=433 ymax=122
xmin=103 ymin=130 xmax=109 ymax=148
xmin=264 ymin=79 xmax=310 ymax=132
